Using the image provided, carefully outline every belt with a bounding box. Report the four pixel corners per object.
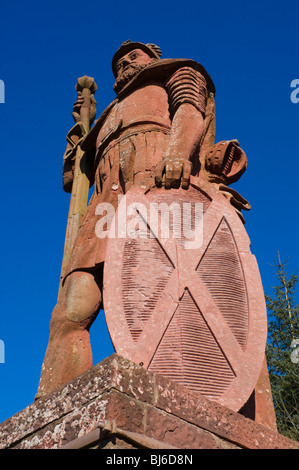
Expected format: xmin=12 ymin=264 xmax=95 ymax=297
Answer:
xmin=94 ymin=121 xmax=171 ymax=166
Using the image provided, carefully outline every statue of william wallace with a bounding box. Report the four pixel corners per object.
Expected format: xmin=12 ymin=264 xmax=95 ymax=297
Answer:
xmin=36 ymin=40 xmax=274 ymax=428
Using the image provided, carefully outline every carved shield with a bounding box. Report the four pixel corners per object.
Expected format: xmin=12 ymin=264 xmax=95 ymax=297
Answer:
xmin=103 ymin=177 xmax=267 ymax=411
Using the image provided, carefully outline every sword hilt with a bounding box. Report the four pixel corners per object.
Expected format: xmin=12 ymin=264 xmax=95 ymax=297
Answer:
xmin=75 ymin=75 xmax=97 ymax=132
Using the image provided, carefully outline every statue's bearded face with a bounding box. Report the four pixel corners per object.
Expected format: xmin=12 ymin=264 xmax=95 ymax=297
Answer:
xmin=113 ymin=49 xmax=156 ymax=93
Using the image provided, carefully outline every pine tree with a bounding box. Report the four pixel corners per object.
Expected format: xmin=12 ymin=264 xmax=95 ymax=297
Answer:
xmin=265 ymin=254 xmax=299 ymax=441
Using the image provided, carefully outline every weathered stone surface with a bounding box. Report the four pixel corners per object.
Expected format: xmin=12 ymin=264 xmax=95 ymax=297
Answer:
xmin=146 ymin=406 xmax=239 ymax=449
xmin=0 ymin=355 xmax=298 ymax=450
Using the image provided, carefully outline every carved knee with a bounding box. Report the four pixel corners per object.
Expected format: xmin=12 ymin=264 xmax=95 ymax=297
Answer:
xmin=64 ymin=270 xmax=102 ymax=323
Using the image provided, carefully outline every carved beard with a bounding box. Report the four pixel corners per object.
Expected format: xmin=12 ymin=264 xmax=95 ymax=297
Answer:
xmin=113 ymin=60 xmax=156 ymax=94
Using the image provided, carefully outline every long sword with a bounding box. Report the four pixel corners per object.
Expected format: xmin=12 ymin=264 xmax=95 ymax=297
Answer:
xmin=59 ymin=75 xmax=97 ymax=289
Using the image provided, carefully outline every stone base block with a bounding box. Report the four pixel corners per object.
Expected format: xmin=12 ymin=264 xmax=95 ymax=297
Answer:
xmin=0 ymin=354 xmax=298 ymax=450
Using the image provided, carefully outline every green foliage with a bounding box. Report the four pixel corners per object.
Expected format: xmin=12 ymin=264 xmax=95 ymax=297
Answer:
xmin=265 ymin=255 xmax=299 ymax=441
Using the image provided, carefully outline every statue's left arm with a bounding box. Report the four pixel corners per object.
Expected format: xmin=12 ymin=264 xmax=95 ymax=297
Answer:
xmin=155 ymin=66 xmax=206 ymax=189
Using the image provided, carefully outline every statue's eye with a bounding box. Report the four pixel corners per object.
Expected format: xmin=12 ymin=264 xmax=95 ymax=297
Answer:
xmin=130 ymin=53 xmax=137 ymax=60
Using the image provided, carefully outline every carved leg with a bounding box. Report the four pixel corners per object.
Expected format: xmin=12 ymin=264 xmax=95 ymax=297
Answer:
xmin=239 ymin=356 xmax=277 ymax=431
xmin=35 ymin=266 xmax=103 ymax=399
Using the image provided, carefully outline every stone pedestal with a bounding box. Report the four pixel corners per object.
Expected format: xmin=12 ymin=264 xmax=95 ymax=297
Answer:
xmin=0 ymin=354 xmax=298 ymax=450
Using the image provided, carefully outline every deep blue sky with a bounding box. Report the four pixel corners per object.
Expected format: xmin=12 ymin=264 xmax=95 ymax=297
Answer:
xmin=0 ymin=0 xmax=298 ymax=424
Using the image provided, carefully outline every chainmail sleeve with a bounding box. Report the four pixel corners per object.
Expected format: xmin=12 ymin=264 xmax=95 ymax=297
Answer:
xmin=165 ymin=66 xmax=207 ymax=118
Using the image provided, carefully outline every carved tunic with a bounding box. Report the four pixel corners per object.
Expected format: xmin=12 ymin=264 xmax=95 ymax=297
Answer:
xmin=63 ymin=65 xmax=207 ymax=280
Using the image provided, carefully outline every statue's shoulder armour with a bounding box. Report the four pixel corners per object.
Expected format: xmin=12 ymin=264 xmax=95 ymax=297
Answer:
xmin=165 ymin=65 xmax=207 ymax=118
xmin=82 ymin=59 xmax=215 ymax=152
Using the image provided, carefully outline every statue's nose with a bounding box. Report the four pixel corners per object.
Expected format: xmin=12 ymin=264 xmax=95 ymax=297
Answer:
xmin=122 ymin=59 xmax=130 ymax=68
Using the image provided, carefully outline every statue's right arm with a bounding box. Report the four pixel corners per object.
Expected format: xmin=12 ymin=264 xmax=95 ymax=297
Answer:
xmin=62 ymin=141 xmax=96 ymax=193
xmin=62 ymin=94 xmax=97 ymax=193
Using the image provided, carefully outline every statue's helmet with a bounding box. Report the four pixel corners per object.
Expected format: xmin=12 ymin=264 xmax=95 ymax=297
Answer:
xmin=112 ymin=40 xmax=162 ymax=77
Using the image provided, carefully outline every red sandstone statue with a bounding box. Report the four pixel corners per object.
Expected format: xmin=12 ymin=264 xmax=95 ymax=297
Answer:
xmin=36 ymin=42 xmax=274 ymax=427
